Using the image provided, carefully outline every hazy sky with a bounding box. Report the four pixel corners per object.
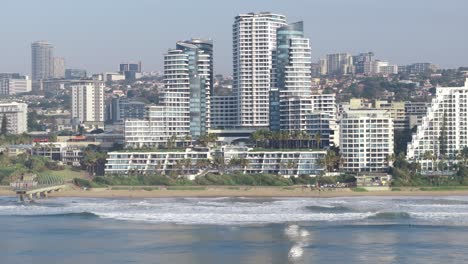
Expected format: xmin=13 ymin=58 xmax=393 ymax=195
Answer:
xmin=1 ymin=0 xmax=466 ymax=75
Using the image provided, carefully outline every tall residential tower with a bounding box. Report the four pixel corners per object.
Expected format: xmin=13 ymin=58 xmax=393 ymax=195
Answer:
xmin=233 ymin=12 xmax=287 ymax=128
xmin=31 ymin=41 xmax=54 ymax=81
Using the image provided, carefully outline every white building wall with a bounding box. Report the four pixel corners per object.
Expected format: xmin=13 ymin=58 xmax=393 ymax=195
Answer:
xmin=233 ymin=12 xmax=287 ymax=128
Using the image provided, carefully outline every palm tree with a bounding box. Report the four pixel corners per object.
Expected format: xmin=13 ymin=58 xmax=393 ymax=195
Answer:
xmin=228 ymin=157 xmax=249 ymax=172
xmin=195 ymin=158 xmax=211 ymax=171
xmin=286 ymin=160 xmax=298 ymax=176
xmin=423 ymin=151 xmax=436 ymax=171
xmin=318 ymin=150 xmax=338 ymax=173
xmin=212 ymin=155 xmax=226 ymax=175
xmin=314 ymin=132 xmax=322 ymax=149
xmin=251 ymin=130 xmax=266 ymax=148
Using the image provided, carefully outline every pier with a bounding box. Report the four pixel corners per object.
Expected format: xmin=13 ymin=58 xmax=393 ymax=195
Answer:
xmin=10 ymin=174 xmax=66 ymax=202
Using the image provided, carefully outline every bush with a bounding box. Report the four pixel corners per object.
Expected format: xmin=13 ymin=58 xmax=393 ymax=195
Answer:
xmin=194 ymin=173 xmax=293 ymax=186
xmin=166 ymin=186 xmax=206 ymax=191
xmin=73 ymin=178 xmax=92 ymax=188
xmin=351 ymin=187 xmax=368 ymax=192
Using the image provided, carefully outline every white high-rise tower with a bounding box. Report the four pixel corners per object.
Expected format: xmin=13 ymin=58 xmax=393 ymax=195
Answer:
xmin=233 ymin=12 xmax=287 ymax=128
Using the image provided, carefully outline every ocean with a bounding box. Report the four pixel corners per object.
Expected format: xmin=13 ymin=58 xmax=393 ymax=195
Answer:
xmin=1 ymin=196 xmax=468 ymax=264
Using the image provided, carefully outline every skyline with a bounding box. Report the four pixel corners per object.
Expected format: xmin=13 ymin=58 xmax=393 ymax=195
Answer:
xmin=0 ymin=0 xmax=467 ymax=75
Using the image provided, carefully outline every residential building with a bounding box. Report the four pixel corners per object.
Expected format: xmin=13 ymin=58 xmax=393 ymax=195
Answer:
xmin=325 ymin=53 xmax=354 ymax=75
xmin=119 ymin=62 xmax=141 ymax=81
xmin=353 ymin=52 xmax=374 ymax=74
xmin=0 ymin=75 xmax=31 ymax=95
xmin=405 ymin=101 xmax=430 ymax=129
xmin=211 ymin=95 xmax=238 ymax=128
xmin=0 ymin=102 xmax=28 ymax=134
xmin=364 ymin=60 xmax=398 ymax=75
xmin=347 ymin=98 xmax=406 ymax=130
xmin=53 ymin=57 xmax=66 ymax=79
xmin=65 ymin=69 xmax=87 ymax=79
xmin=105 ymin=148 xmax=211 ymax=178
xmin=340 ymin=109 xmax=394 ymax=172
xmin=71 ymin=80 xmax=105 ymax=127
xmin=407 ymin=79 xmax=468 ymax=170
xmin=269 ymin=21 xmax=332 ymax=146
xmin=108 ymin=96 xmax=146 ymax=123
xmin=105 ymin=146 xmax=326 ymax=177
xmin=31 ymin=41 xmax=54 ymax=81
xmin=233 ymin=12 xmax=287 ymax=128
xmin=222 ymin=146 xmax=326 ymax=176
xmin=124 ymin=39 xmax=212 ymax=148
xmin=374 ymin=100 xmax=406 ymax=130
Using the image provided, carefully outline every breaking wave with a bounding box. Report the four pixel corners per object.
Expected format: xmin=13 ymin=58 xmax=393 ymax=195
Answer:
xmin=1 ymin=196 xmax=468 ymax=225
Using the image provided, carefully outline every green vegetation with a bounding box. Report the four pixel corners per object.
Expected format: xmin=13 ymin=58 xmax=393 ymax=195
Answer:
xmin=352 ymin=187 xmax=368 ymax=192
xmin=419 ymin=186 xmax=468 ymax=191
xmin=166 ymin=186 xmax=206 ymax=191
xmin=250 ymin=130 xmax=326 ymax=149
xmin=72 ymin=178 xmax=103 ymax=188
xmin=345 ymin=77 xmax=425 ymax=102
xmin=391 ymin=188 xmax=401 ymax=191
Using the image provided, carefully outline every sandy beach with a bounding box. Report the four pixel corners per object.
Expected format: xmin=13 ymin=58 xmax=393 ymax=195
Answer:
xmin=3 ymin=185 xmax=468 ymax=198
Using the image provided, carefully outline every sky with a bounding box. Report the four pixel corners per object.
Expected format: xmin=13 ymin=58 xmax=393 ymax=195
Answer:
xmin=0 ymin=0 xmax=466 ymax=75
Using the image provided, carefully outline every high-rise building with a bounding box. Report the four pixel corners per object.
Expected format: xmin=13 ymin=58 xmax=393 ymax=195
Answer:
xmin=65 ymin=69 xmax=87 ymax=79
xmin=364 ymin=60 xmax=398 ymax=75
xmin=0 ymin=102 xmax=28 ymax=134
xmin=353 ymin=52 xmax=374 ymax=74
xmin=268 ymin=21 xmax=335 ymax=147
xmin=233 ymin=12 xmax=287 ymax=128
xmin=119 ymin=62 xmax=141 ymax=81
xmin=325 ymin=53 xmax=354 ymax=75
xmin=31 ymin=41 xmax=54 ymax=81
xmin=340 ymin=109 xmax=394 ymax=172
xmin=53 ymin=57 xmax=66 ymax=79
xmin=71 ymin=80 xmax=105 ymax=125
xmin=0 ymin=75 xmax=31 ymax=95
xmin=124 ymin=39 xmax=212 ymax=148
xmin=273 ymin=21 xmax=311 ymax=97
xmin=407 ymin=79 xmax=468 ymax=170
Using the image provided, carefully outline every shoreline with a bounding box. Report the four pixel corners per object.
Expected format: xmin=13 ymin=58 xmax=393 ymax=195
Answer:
xmin=3 ymin=186 xmax=468 ymax=199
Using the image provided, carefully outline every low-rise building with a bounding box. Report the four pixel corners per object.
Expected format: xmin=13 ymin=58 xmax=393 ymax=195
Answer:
xmin=0 ymin=75 xmax=32 ymax=95
xmin=105 ymin=147 xmax=326 ymax=178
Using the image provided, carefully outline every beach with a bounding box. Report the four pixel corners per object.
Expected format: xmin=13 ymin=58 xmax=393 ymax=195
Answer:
xmin=3 ymin=185 xmax=468 ymax=198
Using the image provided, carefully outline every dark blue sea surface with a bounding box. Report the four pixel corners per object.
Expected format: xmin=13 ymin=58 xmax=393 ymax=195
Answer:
xmin=1 ymin=196 xmax=468 ymax=264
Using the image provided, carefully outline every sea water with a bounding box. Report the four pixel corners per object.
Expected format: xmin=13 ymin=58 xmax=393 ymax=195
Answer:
xmin=1 ymin=196 xmax=468 ymax=263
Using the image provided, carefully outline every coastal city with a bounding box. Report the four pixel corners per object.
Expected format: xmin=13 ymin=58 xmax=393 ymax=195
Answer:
xmin=1 ymin=12 xmax=468 ymax=192
xmin=2 ymin=1 xmax=468 ymax=263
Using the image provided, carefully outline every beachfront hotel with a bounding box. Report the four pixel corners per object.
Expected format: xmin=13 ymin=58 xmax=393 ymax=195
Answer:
xmin=105 ymin=147 xmax=326 ymax=178
xmin=407 ymin=79 xmax=468 ymax=170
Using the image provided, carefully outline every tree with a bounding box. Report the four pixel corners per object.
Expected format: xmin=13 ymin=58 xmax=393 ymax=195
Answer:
xmin=199 ymin=133 xmax=218 ymax=147
xmin=285 ymin=160 xmax=297 ymax=175
xmin=228 ymin=157 xmax=250 ymax=173
xmin=318 ymin=150 xmax=339 ymax=173
xmin=314 ymin=132 xmax=322 ymax=149
xmin=1 ymin=114 xmax=7 ymax=135
xmin=212 ymin=155 xmax=226 ymax=175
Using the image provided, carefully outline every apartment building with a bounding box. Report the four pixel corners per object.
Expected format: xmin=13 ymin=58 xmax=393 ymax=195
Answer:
xmin=340 ymin=109 xmax=394 ymax=172
xmin=0 ymin=102 xmax=28 ymax=134
xmin=407 ymin=79 xmax=468 ymax=170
